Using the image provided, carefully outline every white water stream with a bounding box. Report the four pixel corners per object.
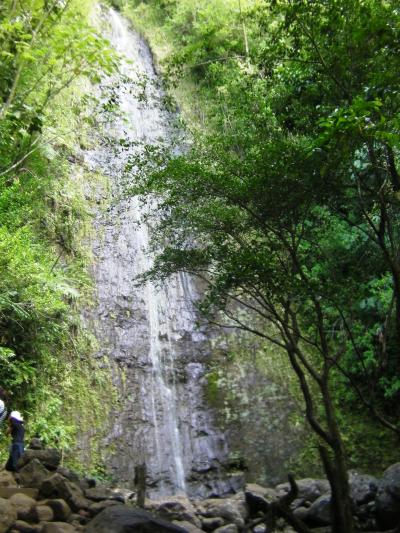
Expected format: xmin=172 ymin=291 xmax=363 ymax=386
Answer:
xmin=83 ymin=7 xmax=235 ymax=497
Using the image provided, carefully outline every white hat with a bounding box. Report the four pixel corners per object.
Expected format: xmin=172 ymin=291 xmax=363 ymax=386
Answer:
xmin=10 ymin=411 xmax=23 ymax=422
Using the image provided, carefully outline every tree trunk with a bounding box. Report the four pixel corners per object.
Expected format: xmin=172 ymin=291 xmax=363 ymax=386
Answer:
xmin=319 ymin=377 xmax=354 ymax=533
xmin=285 ymin=342 xmax=354 ymax=532
xmin=392 ymin=267 xmax=400 ymax=362
xmin=319 ymin=445 xmax=354 ymax=533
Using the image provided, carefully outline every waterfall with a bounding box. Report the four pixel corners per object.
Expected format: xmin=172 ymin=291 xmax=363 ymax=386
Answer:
xmin=82 ymin=7 xmax=242 ymax=498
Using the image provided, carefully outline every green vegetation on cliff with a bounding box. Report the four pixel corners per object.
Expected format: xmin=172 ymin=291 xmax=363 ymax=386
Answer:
xmin=0 ymin=0 xmax=117 ymax=468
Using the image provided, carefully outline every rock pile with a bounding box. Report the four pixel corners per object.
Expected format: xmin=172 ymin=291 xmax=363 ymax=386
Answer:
xmin=0 ymin=439 xmax=135 ymax=533
xmin=145 ymin=465 xmax=400 ymax=532
xmin=0 ymin=439 xmax=399 ymax=532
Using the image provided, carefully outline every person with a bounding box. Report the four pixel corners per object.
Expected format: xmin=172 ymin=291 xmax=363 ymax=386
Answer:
xmin=0 ymin=387 xmax=8 ymax=426
xmin=5 ymin=411 xmax=25 ymax=472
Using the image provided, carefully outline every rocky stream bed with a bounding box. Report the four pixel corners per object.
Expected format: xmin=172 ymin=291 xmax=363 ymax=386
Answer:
xmin=0 ymin=440 xmax=399 ymax=532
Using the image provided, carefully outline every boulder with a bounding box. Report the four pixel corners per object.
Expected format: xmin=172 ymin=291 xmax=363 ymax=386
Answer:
xmin=245 ymin=484 xmax=277 ymax=503
xmin=88 ymin=499 xmax=120 ymax=517
xmin=293 ymin=506 xmax=309 ymax=521
xmin=11 ymin=520 xmax=41 ymax=533
xmin=0 ymin=487 xmax=38 ymax=499
xmin=171 ymin=520 xmax=203 ymax=533
xmin=28 ymin=439 xmax=44 ymax=450
xmin=56 ymin=466 xmax=90 ymax=491
xmin=375 ymin=463 xmax=400 ymax=529
xmin=45 ymin=499 xmax=72 ymax=521
xmin=245 ymin=488 xmax=273 ymax=516
xmin=275 ymin=478 xmax=330 ymax=505
xmin=67 ymin=513 xmax=82 ymax=524
xmin=85 ymin=486 xmax=124 ymax=503
xmin=85 ymin=477 xmax=96 ymax=489
xmin=35 ymin=504 xmax=54 ymax=521
xmin=349 ymin=471 xmax=378 ymax=505
xmin=56 ymin=468 xmax=91 ymax=492
xmin=306 ymin=494 xmax=332 ymax=526
xmin=0 ymin=469 xmax=17 ymax=487
xmin=85 ymin=505 xmax=189 ymax=532
xmin=19 ymin=449 xmax=61 ymax=471
xmin=201 ymin=517 xmax=226 ymax=531
xmin=40 ymin=473 xmax=69 ymax=498
xmin=19 ymin=459 xmax=50 ymax=489
xmin=56 ymin=468 xmax=80 ymax=485
xmin=201 ymin=497 xmax=247 ymax=528
xmin=375 ymin=486 xmax=400 ymax=530
xmin=40 ymin=474 xmax=91 ymax=512
xmin=0 ymin=497 xmax=18 ymax=533
xmin=41 ymin=523 xmax=77 ymax=533
xmin=214 ymin=525 xmax=238 ymax=533
xmin=382 ymin=463 xmax=400 ymax=500
xmin=9 ymin=493 xmax=37 ymax=522
xmin=147 ymin=496 xmax=202 ymax=528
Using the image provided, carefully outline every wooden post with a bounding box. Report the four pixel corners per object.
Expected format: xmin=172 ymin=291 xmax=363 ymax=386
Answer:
xmin=135 ymin=463 xmax=146 ymax=508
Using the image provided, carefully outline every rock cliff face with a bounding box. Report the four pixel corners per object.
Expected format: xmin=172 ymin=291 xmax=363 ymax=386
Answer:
xmin=82 ymin=7 xmax=239 ymax=498
xmin=206 ymin=350 xmax=307 ymax=487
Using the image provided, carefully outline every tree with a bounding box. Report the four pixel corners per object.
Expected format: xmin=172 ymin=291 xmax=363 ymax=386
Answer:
xmin=0 ymin=0 xmax=118 ymax=435
xmin=127 ymin=0 xmax=400 ymax=529
xmin=0 ymin=0 xmax=117 ymax=175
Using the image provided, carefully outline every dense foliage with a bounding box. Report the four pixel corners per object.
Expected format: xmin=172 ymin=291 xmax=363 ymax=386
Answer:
xmin=0 ymin=0 xmax=116 ymax=455
xmin=128 ymin=0 xmax=400 ymax=434
xmin=125 ymin=0 xmax=399 ymax=529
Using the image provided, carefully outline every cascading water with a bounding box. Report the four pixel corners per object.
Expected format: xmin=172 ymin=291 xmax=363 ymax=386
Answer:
xmin=83 ymin=7 xmax=242 ymax=498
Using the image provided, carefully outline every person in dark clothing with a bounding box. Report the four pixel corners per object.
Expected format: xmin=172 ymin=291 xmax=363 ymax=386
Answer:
xmin=5 ymin=411 xmax=25 ymax=472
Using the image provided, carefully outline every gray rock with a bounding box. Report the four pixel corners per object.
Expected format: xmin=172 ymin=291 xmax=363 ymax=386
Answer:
xmin=85 ymin=486 xmax=124 ymax=503
xmin=172 ymin=520 xmax=203 ymax=533
xmin=40 ymin=473 xmax=91 ymax=512
xmin=28 ymin=439 xmax=44 ymax=450
xmin=88 ymin=499 xmax=120 ymax=516
xmin=202 ymin=498 xmax=247 ymax=527
xmin=41 ymin=523 xmax=77 ymax=533
xmin=375 ymin=486 xmax=400 ymax=529
xmin=0 ymin=497 xmax=18 ymax=533
xmin=19 ymin=449 xmax=61 ymax=471
xmin=19 ymin=459 xmax=50 ymax=489
xmin=9 ymin=493 xmax=37 ymax=522
xmin=214 ymin=524 xmax=239 ymax=533
xmin=12 ymin=520 xmax=41 ymax=532
xmin=349 ymin=471 xmax=378 ymax=505
xmin=67 ymin=513 xmax=82 ymax=524
xmin=201 ymin=516 xmax=226 ymax=531
xmin=0 ymin=487 xmax=38 ymax=499
xmin=382 ymin=462 xmax=400 ymax=499
xmin=0 ymin=470 xmax=17 ymax=487
xmin=148 ymin=497 xmax=201 ymax=528
xmin=35 ymin=504 xmax=54 ymax=521
xmin=276 ymin=478 xmax=330 ymax=504
xmin=85 ymin=505 xmax=188 ymax=532
xmin=56 ymin=468 xmax=80 ymax=485
xmin=245 ymin=487 xmax=275 ymax=516
xmin=245 ymin=484 xmax=276 ymax=500
xmin=293 ymin=506 xmax=309 ymax=521
xmin=375 ymin=463 xmax=400 ymax=529
xmin=45 ymin=499 xmax=72 ymax=521
xmin=56 ymin=467 xmax=90 ymax=492
xmin=306 ymin=494 xmax=332 ymax=526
